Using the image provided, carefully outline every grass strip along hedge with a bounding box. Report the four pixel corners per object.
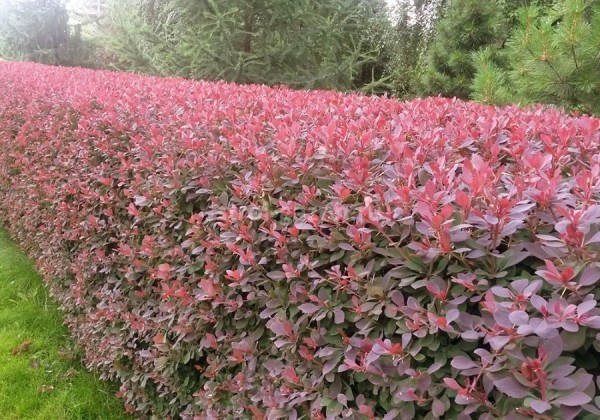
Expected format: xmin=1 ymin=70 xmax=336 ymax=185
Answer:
xmin=1 ymin=62 xmax=600 ymax=419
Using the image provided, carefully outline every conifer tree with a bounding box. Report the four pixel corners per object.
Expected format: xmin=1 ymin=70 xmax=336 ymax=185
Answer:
xmin=418 ymin=0 xmax=506 ymax=99
xmin=472 ymin=0 xmax=600 ymax=115
xmin=0 ymin=0 xmax=70 ymax=65
xmin=387 ymin=0 xmax=446 ymax=98
xmin=103 ymin=0 xmax=392 ymax=92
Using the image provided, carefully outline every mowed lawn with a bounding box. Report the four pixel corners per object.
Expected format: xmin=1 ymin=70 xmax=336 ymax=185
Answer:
xmin=0 ymin=229 xmax=128 ymax=419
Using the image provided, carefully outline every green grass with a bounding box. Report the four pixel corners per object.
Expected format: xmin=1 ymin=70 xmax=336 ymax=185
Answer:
xmin=0 ymin=230 xmax=129 ymax=420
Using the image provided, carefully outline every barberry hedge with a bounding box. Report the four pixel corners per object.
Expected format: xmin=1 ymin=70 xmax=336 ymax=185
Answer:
xmin=1 ymin=61 xmax=600 ymax=419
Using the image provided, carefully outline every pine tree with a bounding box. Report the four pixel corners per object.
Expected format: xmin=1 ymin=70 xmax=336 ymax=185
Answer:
xmin=103 ymin=0 xmax=393 ymax=92
xmin=0 ymin=0 xmax=98 ymax=67
xmin=472 ymin=0 xmax=600 ymax=115
xmin=0 ymin=0 xmax=70 ymax=65
xmin=418 ymin=0 xmax=506 ymax=99
xmin=387 ymin=0 xmax=446 ymax=98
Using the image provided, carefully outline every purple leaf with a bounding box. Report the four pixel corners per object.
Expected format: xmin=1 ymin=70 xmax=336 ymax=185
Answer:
xmin=333 ymin=308 xmax=345 ymax=324
xmin=579 ymin=267 xmax=600 ymax=286
xmin=266 ymin=317 xmax=291 ymax=337
xmin=505 ymin=251 xmax=530 ymax=268
xmin=259 ymin=307 xmax=278 ymax=319
xmin=524 ymin=242 xmax=554 ymax=259
xmin=432 ymin=398 xmax=446 ymax=417
xmin=266 ymin=271 xmax=285 ymax=280
xmin=427 ymin=362 xmax=443 ymax=374
xmin=533 ymin=319 xmax=560 ymax=338
xmin=263 ymin=359 xmax=284 ymax=372
xmin=467 ymin=249 xmax=486 ymax=258
xmin=531 ymin=399 xmax=552 ymax=413
xmin=509 ymin=310 xmax=529 ymax=326
xmin=537 ymin=233 xmax=562 ymax=242
xmin=552 ymin=377 xmax=576 ymax=390
xmin=549 ymin=364 xmax=577 ymax=379
xmin=580 ymin=316 xmax=600 ymax=329
xmin=512 ymin=202 xmax=536 ymax=214
xmin=455 ymin=394 xmax=473 ymax=405
xmin=517 ymin=324 xmax=535 ymax=335
xmin=451 ymin=356 xmax=477 ymax=370
xmin=510 ymin=278 xmax=530 ymax=293
xmin=491 ymin=286 xmax=511 ymax=298
xmin=495 ymin=377 xmax=530 ymax=398
xmin=390 ymin=290 xmax=404 ymax=306
xmin=489 ymin=335 xmax=511 ymax=350
xmin=474 ymin=348 xmax=493 ymax=364
xmin=396 ymin=388 xmax=418 ymax=402
xmin=323 ymin=358 xmax=339 ymax=375
xmin=446 ymin=309 xmax=459 ymax=323
xmin=577 ymin=300 xmax=597 ymax=316
xmin=402 ymin=333 xmax=412 ymax=349
xmin=524 ymin=279 xmax=543 ymax=295
xmin=461 ymin=330 xmax=479 ymax=341
xmin=531 ymin=294 xmax=548 ymax=311
xmin=315 ymin=347 xmax=336 ymax=358
xmin=443 ymin=378 xmax=462 ymax=390
xmin=571 ymin=371 xmax=593 ymax=392
xmin=540 ymin=335 xmax=563 ymax=363
xmin=585 ymin=231 xmax=600 ymax=244
xmin=298 ymin=303 xmax=320 ymax=314
xmin=562 ymin=320 xmax=580 ymax=332
xmin=294 ymin=222 xmax=314 ymax=230
xmin=382 ymin=410 xmax=401 ymax=420
xmin=554 ymin=391 xmax=592 ymax=406
xmin=493 ymin=308 xmax=512 ymax=327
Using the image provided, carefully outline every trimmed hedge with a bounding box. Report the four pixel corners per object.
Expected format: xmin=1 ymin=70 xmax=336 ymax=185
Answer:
xmin=1 ymin=61 xmax=600 ymax=419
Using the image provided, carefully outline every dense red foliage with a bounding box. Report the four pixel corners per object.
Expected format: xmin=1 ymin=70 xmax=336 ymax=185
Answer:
xmin=1 ymin=62 xmax=600 ymax=419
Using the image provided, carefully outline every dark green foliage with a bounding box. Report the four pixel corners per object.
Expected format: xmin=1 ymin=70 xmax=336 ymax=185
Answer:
xmin=0 ymin=0 xmax=69 ymax=64
xmin=104 ymin=0 xmax=392 ymax=92
xmin=472 ymin=0 xmax=600 ymax=115
xmin=386 ymin=0 xmax=446 ymax=98
xmin=418 ymin=0 xmax=506 ymax=99
xmin=0 ymin=0 xmax=98 ymax=67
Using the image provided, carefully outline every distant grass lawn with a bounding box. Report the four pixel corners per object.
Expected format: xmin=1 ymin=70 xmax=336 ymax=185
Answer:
xmin=0 ymin=230 xmax=128 ymax=419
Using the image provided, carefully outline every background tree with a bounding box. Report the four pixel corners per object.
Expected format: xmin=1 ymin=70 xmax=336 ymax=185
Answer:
xmin=0 ymin=0 xmax=99 ymax=67
xmin=386 ymin=0 xmax=446 ymax=98
xmin=0 ymin=0 xmax=70 ymax=64
xmin=103 ymin=0 xmax=393 ymax=92
xmin=417 ymin=0 xmax=507 ymax=99
xmin=472 ymin=0 xmax=600 ymax=115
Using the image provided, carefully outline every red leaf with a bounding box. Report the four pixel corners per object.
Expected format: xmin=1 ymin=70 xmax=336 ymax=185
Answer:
xmin=443 ymin=378 xmax=463 ymax=391
xmin=358 ymin=405 xmax=375 ymax=419
xmin=282 ymin=366 xmax=301 ymax=385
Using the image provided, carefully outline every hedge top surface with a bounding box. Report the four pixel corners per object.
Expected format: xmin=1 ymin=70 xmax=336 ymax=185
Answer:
xmin=1 ymin=61 xmax=600 ymax=419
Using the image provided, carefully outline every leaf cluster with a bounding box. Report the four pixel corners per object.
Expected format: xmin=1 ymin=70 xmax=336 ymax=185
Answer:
xmin=472 ymin=0 xmax=600 ymax=115
xmin=1 ymin=61 xmax=600 ymax=418
xmin=102 ymin=0 xmax=392 ymax=92
xmin=0 ymin=0 xmax=92 ymax=66
xmin=418 ymin=0 xmax=507 ymax=99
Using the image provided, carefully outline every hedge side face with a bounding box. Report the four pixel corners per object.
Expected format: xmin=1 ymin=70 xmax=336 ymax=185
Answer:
xmin=1 ymin=62 xmax=600 ymax=419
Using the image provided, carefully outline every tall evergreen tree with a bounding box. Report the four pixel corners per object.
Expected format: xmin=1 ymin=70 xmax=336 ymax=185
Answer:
xmin=418 ymin=0 xmax=506 ymax=99
xmin=472 ymin=0 xmax=600 ymax=115
xmin=0 ymin=0 xmax=70 ymax=65
xmin=387 ymin=0 xmax=446 ymax=98
xmin=103 ymin=0 xmax=392 ymax=92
